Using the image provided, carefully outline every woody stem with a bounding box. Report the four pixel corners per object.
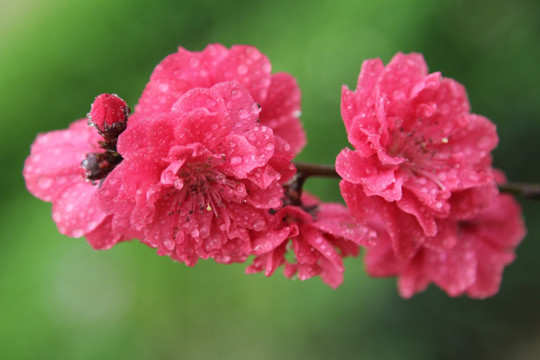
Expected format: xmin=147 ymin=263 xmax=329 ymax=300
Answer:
xmin=293 ymin=161 xmax=540 ymax=200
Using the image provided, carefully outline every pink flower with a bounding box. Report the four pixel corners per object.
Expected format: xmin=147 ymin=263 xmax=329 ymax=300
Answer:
xmin=365 ymin=191 xmax=526 ymax=298
xmin=336 ymin=53 xmax=499 ymax=259
xmin=23 ymin=119 xmax=128 ymax=249
xmin=246 ymin=193 xmax=374 ymax=288
xmin=130 ymin=44 xmax=306 ymax=155
xmin=99 ymin=81 xmax=295 ymax=266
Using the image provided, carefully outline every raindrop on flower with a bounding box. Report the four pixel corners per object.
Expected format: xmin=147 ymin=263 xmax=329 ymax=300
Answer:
xmin=230 ymin=156 xmax=243 ymax=165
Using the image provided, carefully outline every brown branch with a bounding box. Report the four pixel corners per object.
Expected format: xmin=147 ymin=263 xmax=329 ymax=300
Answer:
xmin=499 ymin=182 xmax=540 ymax=199
xmin=293 ymin=161 xmax=540 ymax=200
xmin=293 ymin=161 xmax=338 ymax=178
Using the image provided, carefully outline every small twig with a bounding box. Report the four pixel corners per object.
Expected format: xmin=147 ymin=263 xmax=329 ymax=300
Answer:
xmin=294 ymin=161 xmax=338 ymax=178
xmin=293 ymin=161 xmax=540 ymax=200
xmin=499 ymin=182 xmax=540 ymax=199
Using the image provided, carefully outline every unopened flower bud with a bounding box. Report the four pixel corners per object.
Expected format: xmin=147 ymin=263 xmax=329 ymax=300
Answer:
xmin=88 ymin=93 xmax=130 ymax=139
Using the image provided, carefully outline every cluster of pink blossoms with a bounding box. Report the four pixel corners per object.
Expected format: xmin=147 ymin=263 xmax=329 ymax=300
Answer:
xmin=23 ymin=45 xmax=526 ymax=296
xmin=336 ymin=53 xmax=525 ymax=297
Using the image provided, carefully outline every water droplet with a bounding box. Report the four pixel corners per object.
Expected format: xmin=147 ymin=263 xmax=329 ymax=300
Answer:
xmin=265 ymin=143 xmax=274 ymax=151
xmin=158 ymin=83 xmax=169 ymax=92
xmin=52 ymin=211 xmax=62 ymax=222
xmin=253 ymin=220 xmax=265 ymax=231
xmin=230 ymin=156 xmax=243 ymax=165
xmin=163 ymin=238 xmax=175 ymax=251
xmin=246 ymin=47 xmax=261 ymax=60
xmin=237 ymin=65 xmax=248 ymax=75
xmin=199 ymin=225 xmax=210 ymax=238
xmin=269 ymin=199 xmax=281 ymax=208
xmin=238 ymin=109 xmax=249 ymax=119
xmin=174 ymin=179 xmax=183 ymax=189
xmin=478 ymin=136 xmax=493 ymax=149
xmin=211 ymin=123 xmax=219 ymax=130
xmin=191 ymin=229 xmax=200 ymax=238
xmin=393 ymin=90 xmax=406 ymax=101
xmin=38 ymin=177 xmax=53 ymax=189
xmin=189 ymin=57 xmax=200 ymax=67
xmin=72 ymin=229 xmax=84 ymax=238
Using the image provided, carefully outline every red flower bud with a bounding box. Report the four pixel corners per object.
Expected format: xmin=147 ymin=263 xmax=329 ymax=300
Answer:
xmin=88 ymin=94 xmax=129 ymax=139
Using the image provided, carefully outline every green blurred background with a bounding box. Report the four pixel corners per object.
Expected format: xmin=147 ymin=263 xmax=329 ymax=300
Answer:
xmin=1 ymin=0 xmax=539 ymax=358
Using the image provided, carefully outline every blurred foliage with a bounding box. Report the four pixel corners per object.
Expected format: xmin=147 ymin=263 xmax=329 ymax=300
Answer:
xmin=1 ymin=0 xmax=539 ymax=359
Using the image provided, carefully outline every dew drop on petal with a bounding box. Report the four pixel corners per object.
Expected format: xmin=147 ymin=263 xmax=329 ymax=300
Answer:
xmin=246 ymin=47 xmax=261 ymax=60
xmin=269 ymin=198 xmax=281 ymax=209
xmin=38 ymin=177 xmax=53 ymax=189
xmin=163 ymin=238 xmax=175 ymax=251
xmin=52 ymin=211 xmax=62 ymax=222
xmin=199 ymin=225 xmax=210 ymax=238
xmin=72 ymin=229 xmax=85 ymax=238
xmin=158 ymin=83 xmax=169 ymax=92
xmin=478 ymin=136 xmax=493 ymax=149
xmin=253 ymin=220 xmax=265 ymax=231
xmin=189 ymin=57 xmax=200 ymax=68
xmin=238 ymin=109 xmax=249 ymax=119
xmin=237 ymin=65 xmax=248 ymax=75
xmin=230 ymin=156 xmax=243 ymax=165
xmin=174 ymin=179 xmax=183 ymax=189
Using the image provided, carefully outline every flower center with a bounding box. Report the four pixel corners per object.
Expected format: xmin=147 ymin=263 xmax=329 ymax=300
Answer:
xmin=391 ymin=123 xmax=450 ymax=189
xmin=164 ymin=159 xmax=246 ymax=219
